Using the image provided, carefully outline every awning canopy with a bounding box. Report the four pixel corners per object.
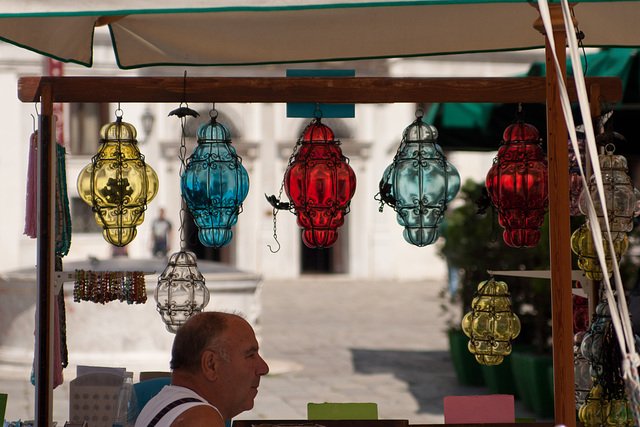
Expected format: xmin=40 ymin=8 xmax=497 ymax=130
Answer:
xmin=1 ymin=0 xmax=640 ymax=69
xmin=428 ymin=48 xmax=640 ymax=154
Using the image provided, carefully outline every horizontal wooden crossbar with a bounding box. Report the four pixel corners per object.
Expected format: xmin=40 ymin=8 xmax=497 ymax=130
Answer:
xmin=18 ymin=76 xmax=622 ymax=104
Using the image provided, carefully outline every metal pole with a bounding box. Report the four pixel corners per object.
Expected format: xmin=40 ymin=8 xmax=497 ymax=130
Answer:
xmin=35 ymin=83 xmax=55 ymax=427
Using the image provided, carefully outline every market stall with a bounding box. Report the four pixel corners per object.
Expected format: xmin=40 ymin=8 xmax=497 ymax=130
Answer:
xmin=3 ymin=1 xmax=637 ymax=426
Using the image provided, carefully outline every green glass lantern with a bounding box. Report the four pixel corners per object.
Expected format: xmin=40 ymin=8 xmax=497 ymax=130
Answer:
xmin=571 ymin=222 xmax=628 ymax=281
xmin=77 ymin=111 xmax=159 ymax=246
xmin=461 ymin=278 xmax=521 ymax=366
xmin=378 ymin=114 xmax=460 ymax=246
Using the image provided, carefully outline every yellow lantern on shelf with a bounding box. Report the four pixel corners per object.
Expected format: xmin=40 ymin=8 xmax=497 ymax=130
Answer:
xmin=461 ymin=278 xmax=521 ymax=366
xmin=578 ymin=383 xmax=635 ymax=426
xmin=77 ymin=112 xmax=159 ymax=246
xmin=571 ymin=222 xmax=628 ymax=281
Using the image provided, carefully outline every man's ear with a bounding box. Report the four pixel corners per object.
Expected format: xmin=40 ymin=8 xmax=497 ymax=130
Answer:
xmin=201 ymin=349 xmax=218 ymax=381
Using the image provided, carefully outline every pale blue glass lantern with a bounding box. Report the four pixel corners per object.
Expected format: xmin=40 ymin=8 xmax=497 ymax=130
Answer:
xmin=378 ymin=114 xmax=460 ymax=246
xmin=181 ymin=114 xmax=249 ymax=248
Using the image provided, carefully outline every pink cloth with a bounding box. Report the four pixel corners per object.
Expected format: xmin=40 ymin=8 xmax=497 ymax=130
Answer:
xmin=31 ymin=291 xmax=64 ymax=389
xmin=24 ymin=131 xmax=38 ymax=238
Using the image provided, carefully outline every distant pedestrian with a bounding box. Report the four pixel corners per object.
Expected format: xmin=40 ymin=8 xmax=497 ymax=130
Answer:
xmin=152 ymin=208 xmax=172 ymax=258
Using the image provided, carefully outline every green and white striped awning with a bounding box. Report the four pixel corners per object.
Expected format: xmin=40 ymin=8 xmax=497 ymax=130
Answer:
xmin=1 ymin=0 xmax=640 ymax=69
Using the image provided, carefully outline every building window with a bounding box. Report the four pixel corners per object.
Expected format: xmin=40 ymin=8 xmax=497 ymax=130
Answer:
xmin=68 ymin=103 xmax=110 ymax=156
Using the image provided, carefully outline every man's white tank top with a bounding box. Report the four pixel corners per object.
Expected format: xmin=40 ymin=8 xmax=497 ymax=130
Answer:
xmin=134 ymin=385 xmax=223 ymax=427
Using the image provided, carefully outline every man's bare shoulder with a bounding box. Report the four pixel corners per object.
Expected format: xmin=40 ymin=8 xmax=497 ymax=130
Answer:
xmin=171 ymin=405 xmax=226 ymax=427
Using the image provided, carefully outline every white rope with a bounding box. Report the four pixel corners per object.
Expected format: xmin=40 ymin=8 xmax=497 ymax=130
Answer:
xmin=536 ymin=0 xmax=640 ymax=407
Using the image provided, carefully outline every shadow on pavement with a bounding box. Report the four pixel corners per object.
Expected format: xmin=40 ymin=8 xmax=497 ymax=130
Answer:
xmin=350 ymin=348 xmax=482 ymax=415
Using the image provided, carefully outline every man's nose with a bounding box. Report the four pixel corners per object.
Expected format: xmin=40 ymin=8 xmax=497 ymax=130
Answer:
xmin=258 ymin=355 xmax=270 ymax=375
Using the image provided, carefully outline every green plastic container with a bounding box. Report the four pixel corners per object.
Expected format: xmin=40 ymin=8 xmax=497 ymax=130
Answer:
xmin=511 ymin=352 xmax=554 ymax=418
xmin=448 ymin=329 xmax=484 ymax=386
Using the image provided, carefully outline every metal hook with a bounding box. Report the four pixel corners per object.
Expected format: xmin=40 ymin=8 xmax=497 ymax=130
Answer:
xmin=267 ymin=238 xmax=281 ymax=254
xmin=514 ymin=103 xmax=524 ymax=122
xmin=181 ymin=70 xmax=188 ymax=106
xmin=209 ymin=103 xmax=218 ymax=121
xmin=31 ymin=114 xmax=36 ymax=132
xmin=314 ymin=103 xmax=323 ymax=120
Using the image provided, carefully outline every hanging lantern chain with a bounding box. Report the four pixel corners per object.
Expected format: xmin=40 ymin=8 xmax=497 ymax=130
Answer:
xmin=178 ymin=113 xmax=188 ymax=250
xmin=265 ymin=116 xmax=318 ymax=253
xmin=168 ymin=74 xmax=200 ymax=250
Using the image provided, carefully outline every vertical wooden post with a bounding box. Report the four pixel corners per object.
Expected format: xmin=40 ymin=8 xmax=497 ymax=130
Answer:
xmin=35 ymin=83 xmax=55 ymax=427
xmin=534 ymin=5 xmax=575 ymax=426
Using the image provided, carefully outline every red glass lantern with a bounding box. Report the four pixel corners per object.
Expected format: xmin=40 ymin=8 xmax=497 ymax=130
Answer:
xmin=485 ymin=121 xmax=549 ymax=248
xmin=284 ymin=118 xmax=356 ymax=248
xmin=573 ymin=293 xmax=589 ymax=333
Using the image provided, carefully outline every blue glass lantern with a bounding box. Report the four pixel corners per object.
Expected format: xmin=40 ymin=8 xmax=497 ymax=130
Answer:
xmin=377 ymin=114 xmax=460 ymax=246
xmin=181 ymin=113 xmax=249 ymax=248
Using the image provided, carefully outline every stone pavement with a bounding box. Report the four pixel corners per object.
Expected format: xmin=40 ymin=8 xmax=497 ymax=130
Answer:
xmin=0 ymin=277 xmax=543 ymax=425
xmin=237 ymin=277 xmax=540 ymax=424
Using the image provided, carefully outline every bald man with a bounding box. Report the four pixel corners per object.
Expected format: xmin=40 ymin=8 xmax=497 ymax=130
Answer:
xmin=135 ymin=312 xmax=269 ymax=427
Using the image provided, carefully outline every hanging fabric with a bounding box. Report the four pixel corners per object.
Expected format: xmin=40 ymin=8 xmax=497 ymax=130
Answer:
xmin=30 ymin=284 xmax=65 ymax=389
xmin=24 ymin=130 xmax=72 ymax=255
xmin=56 ymin=143 xmax=72 ymax=256
xmin=24 ymin=130 xmax=38 ymax=238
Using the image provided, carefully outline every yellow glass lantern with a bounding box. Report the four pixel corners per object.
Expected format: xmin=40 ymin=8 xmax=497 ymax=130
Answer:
xmin=461 ymin=278 xmax=521 ymax=365
xmin=571 ymin=222 xmax=628 ymax=280
xmin=77 ymin=112 xmax=159 ymax=246
xmin=579 ymin=384 xmax=635 ymax=426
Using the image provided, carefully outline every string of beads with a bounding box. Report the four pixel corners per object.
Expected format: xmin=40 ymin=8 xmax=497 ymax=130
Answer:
xmin=73 ymin=270 xmax=147 ymax=304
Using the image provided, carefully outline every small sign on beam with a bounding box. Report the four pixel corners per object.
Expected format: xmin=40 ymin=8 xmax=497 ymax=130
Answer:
xmin=286 ymin=69 xmax=355 ymax=118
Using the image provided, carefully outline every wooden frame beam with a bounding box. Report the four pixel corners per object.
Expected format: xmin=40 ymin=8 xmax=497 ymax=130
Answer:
xmin=18 ymin=76 xmax=622 ymax=104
